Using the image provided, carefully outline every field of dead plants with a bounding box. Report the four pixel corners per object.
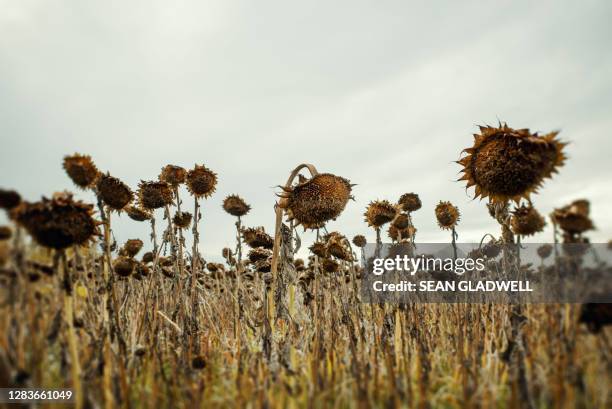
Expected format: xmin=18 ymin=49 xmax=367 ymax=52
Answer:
xmin=0 ymin=123 xmax=610 ymax=408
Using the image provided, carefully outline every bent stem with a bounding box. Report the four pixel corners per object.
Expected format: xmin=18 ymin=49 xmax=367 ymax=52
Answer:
xmin=269 ymin=163 xmax=319 ymax=328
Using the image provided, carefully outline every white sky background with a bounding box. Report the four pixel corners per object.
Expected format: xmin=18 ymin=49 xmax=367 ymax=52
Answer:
xmin=1 ymin=1 xmax=611 ymax=261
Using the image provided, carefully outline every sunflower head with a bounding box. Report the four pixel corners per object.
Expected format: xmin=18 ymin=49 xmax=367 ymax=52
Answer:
xmin=138 ymin=181 xmax=173 ymax=210
xmin=352 ymin=235 xmax=367 ymax=248
xmin=435 ymin=201 xmax=460 ymax=230
xmin=173 ymin=211 xmax=192 ymax=229
xmin=537 ymin=244 xmax=553 ymax=259
xmin=186 ymin=165 xmax=217 ymax=198
xmin=458 ymin=123 xmax=566 ymax=203
xmin=309 ymin=242 xmax=328 ymax=258
xmin=126 ymin=206 xmax=152 ymax=222
xmin=248 ymin=247 xmax=271 ymax=263
xmin=14 ymin=192 xmax=99 ymax=249
xmin=113 ymin=256 xmax=136 ymax=277
xmin=96 ymin=174 xmax=133 ymax=210
xmin=392 ymin=213 xmax=410 ymax=230
xmin=278 ymin=173 xmax=353 ymax=230
xmin=255 ymin=257 xmax=272 ymax=273
xmin=387 ymin=225 xmax=411 ymax=242
xmin=551 ymin=199 xmax=594 ymax=235
xmin=223 ymin=195 xmax=251 ymax=217
xmin=63 ymin=154 xmax=99 ymax=189
xmin=325 ymin=232 xmax=352 ymax=261
xmin=142 ymin=251 xmax=154 ymax=263
xmin=510 ymin=205 xmax=546 ymax=237
xmin=241 ymin=226 xmax=273 ymax=249
xmin=398 ymin=193 xmax=422 ymax=212
xmin=321 ymin=258 xmax=339 ymax=273
xmin=159 ymin=165 xmax=186 ymax=187
xmin=364 ymin=200 xmax=397 ymax=228
xmin=121 ymin=239 xmax=143 ymax=258
xmin=0 ymin=189 xmax=22 ymax=211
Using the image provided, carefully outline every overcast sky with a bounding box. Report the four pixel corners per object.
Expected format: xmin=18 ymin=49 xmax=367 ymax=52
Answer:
xmin=1 ymin=1 xmax=611 ymax=260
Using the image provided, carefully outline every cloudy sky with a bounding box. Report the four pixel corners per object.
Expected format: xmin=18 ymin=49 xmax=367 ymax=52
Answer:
xmin=1 ymin=1 xmax=611 ymax=260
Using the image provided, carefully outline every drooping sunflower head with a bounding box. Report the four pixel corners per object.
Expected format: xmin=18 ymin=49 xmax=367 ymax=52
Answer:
xmin=63 ymin=154 xmax=100 ymax=189
xmin=398 ymin=193 xmax=422 ymax=212
xmin=159 ymin=165 xmax=187 ymax=187
xmin=96 ymin=173 xmax=133 ymax=211
xmin=223 ymin=195 xmax=251 ymax=217
xmin=14 ymin=192 xmax=99 ymax=249
xmin=364 ymin=200 xmax=397 ymax=228
xmin=121 ymin=239 xmax=144 ymax=258
xmin=248 ymin=247 xmax=271 ymax=263
xmin=537 ymin=244 xmax=553 ymax=259
xmin=142 ymin=251 xmax=154 ymax=263
xmin=138 ymin=181 xmax=173 ymax=210
xmin=387 ymin=225 xmax=412 ymax=242
xmin=173 ymin=211 xmax=192 ymax=229
xmin=510 ymin=205 xmax=546 ymax=237
xmin=126 ymin=206 xmax=152 ymax=222
xmin=241 ymin=226 xmax=273 ymax=249
xmin=278 ymin=173 xmax=353 ymax=230
xmin=551 ymin=199 xmax=594 ymax=235
xmin=321 ymin=258 xmax=339 ymax=273
xmin=113 ymin=256 xmax=136 ymax=277
xmin=0 ymin=189 xmax=22 ymax=211
xmin=458 ymin=123 xmax=566 ymax=203
xmin=352 ymin=235 xmax=367 ymax=248
xmin=435 ymin=201 xmax=460 ymax=230
xmin=186 ymin=164 xmax=217 ymax=198
xmin=392 ymin=213 xmax=410 ymax=230
xmin=325 ymin=232 xmax=353 ymax=261
xmin=309 ymin=241 xmax=328 ymax=258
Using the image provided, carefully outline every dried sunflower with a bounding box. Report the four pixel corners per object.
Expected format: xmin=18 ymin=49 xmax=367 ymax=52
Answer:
xmin=255 ymin=257 xmax=272 ymax=273
xmin=173 ymin=211 xmax=192 ymax=229
xmin=458 ymin=123 xmax=566 ymax=203
xmin=309 ymin=242 xmax=328 ymax=258
xmin=126 ymin=206 xmax=151 ymax=222
xmin=138 ymin=181 xmax=173 ymax=210
xmin=0 ymin=189 xmax=21 ymax=211
xmin=186 ymin=165 xmax=217 ymax=198
xmin=142 ymin=251 xmax=154 ymax=263
xmin=392 ymin=213 xmax=410 ymax=230
xmin=63 ymin=154 xmax=99 ymax=189
xmin=278 ymin=173 xmax=353 ymax=230
xmin=113 ymin=256 xmax=135 ymax=277
xmin=326 ymin=232 xmax=352 ymax=261
xmin=222 ymin=195 xmax=251 ymax=217
xmin=398 ymin=193 xmax=422 ymax=212
xmin=248 ymin=247 xmax=271 ymax=263
xmin=121 ymin=239 xmax=143 ymax=258
xmin=387 ymin=225 xmax=410 ymax=242
xmin=321 ymin=258 xmax=339 ymax=273
xmin=96 ymin=174 xmax=133 ymax=210
xmin=435 ymin=201 xmax=460 ymax=230
xmin=537 ymin=244 xmax=553 ymax=259
xmin=15 ymin=192 xmax=98 ymax=249
xmin=352 ymin=235 xmax=367 ymax=248
xmin=511 ymin=205 xmax=546 ymax=237
xmin=364 ymin=200 xmax=397 ymax=228
xmin=159 ymin=165 xmax=186 ymax=187
xmin=241 ymin=227 xmax=273 ymax=249
xmin=551 ymin=199 xmax=594 ymax=234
